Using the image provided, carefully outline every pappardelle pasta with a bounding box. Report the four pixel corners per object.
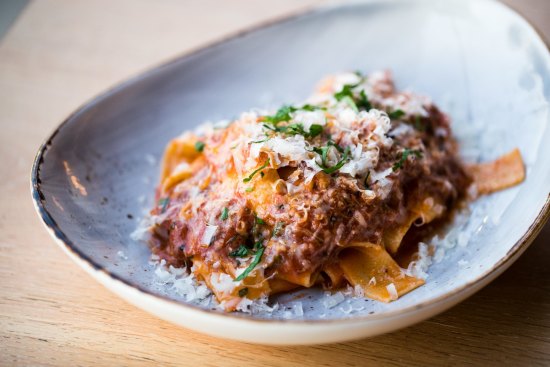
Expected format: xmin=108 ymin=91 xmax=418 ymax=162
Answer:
xmin=146 ymin=71 xmax=525 ymax=311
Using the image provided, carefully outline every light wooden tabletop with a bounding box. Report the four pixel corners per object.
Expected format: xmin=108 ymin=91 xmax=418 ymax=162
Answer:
xmin=1 ymin=0 xmax=549 ymax=365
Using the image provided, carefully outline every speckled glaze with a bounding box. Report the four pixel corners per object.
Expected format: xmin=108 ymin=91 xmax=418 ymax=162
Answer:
xmin=31 ymin=0 xmax=549 ymax=345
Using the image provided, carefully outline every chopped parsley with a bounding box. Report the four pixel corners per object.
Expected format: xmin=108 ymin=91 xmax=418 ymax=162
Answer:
xmin=220 ymin=207 xmax=229 ymax=221
xmin=392 ymin=148 xmax=423 ymax=171
xmin=158 ymin=197 xmax=170 ymax=213
xmin=194 ymin=141 xmax=205 ymax=152
xmin=364 ymin=171 xmax=371 ymax=189
xmin=264 ymin=122 xmax=323 ymax=138
xmin=312 ymin=140 xmax=344 ymax=168
xmin=261 ymin=104 xmax=325 ymax=138
xmin=243 ymin=159 xmax=270 ymax=183
xmin=315 ymin=145 xmax=351 ymax=174
xmin=388 ymin=109 xmax=405 ymax=119
xmin=229 ymin=244 xmax=251 ymax=258
xmin=234 ymin=241 xmax=265 ymax=282
xmin=357 ymin=89 xmax=372 ymax=111
xmin=263 ymin=104 xmax=326 ymax=124
xmin=250 ymin=137 xmax=270 ymax=144
xmin=334 ymin=84 xmax=372 ymax=112
xmin=301 ymin=104 xmax=326 ymax=111
xmin=414 ymin=115 xmax=425 ymax=131
xmin=263 ymin=105 xmax=295 ymax=124
xmin=308 ymin=124 xmax=324 ymax=137
xmin=255 ymin=215 xmax=266 ymax=225
xmin=339 ymin=95 xmax=358 ymax=112
xmin=334 ymin=84 xmax=356 ymax=101
xmin=238 ymin=288 xmax=249 ymax=297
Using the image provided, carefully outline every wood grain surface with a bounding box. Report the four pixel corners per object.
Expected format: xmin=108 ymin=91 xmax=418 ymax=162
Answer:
xmin=0 ymin=0 xmax=549 ymax=365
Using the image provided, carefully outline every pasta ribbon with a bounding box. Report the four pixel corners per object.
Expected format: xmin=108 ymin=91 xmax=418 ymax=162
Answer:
xmin=339 ymin=243 xmax=424 ymax=302
xmin=468 ymin=148 xmax=525 ymax=195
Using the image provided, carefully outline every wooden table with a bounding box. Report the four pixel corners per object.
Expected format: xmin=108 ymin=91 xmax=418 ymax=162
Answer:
xmin=1 ymin=0 xmax=548 ymax=365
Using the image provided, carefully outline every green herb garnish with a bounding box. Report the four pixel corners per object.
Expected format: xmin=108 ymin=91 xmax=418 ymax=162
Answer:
xmin=414 ymin=115 xmax=425 ymax=131
xmin=234 ymin=242 xmax=265 ymax=282
xmin=335 ymin=84 xmax=372 ymax=111
xmin=263 ymin=105 xmax=295 ymax=124
xmin=392 ymin=148 xmax=423 ymax=171
xmin=238 ymin=288 xmax=249 ymax=297
xmin=158 ymin=197 xmax=170 ymax=213
xmin=388 ymin=109 xmax=405 ymax=119
xmin=357 ymin=89 xmax=372 ymax=111
xmin=301 ymin=104 xmax=326 ymax=111
xmin=308 ymin=124 xmax=324 ymax=137
xmin=263 ymin=104 xmax=325 ymax=124
xmin=229 ymin=244 xmax=251 ymax=258
xmin=261 ymin=104 xmax=325 ymax=138
xmin=339 ymin=95 xmax=358 ymax=112
xmin=334 ymin=84 xmax=357 ymax=101
xmin=221 ymin=207 xmax=229 ymax=221
xmin=255 ymin=215 xmax=266 ymax=225
xmin=243 ymin=158 xmax=270 ymax=183
xmin=314 ymin=144 xmax=351 ymax=174
xmin=264 ymin=123 xmax=323 ymax=138
xmin=364 ymin=171 xmax=371 ymax=189
xmin=312 ymin=140 xmax=344 ymax=167
xmin=250 ymin=137 xmax=270 ymax=144
xmin=245 ymin=187 xmax=254 ymax=192
xmin=194 ymin=141 xmax=205 ymax=152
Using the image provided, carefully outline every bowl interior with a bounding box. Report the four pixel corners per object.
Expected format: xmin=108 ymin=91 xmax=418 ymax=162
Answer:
xmin=34 ymin=0 xmax=550 ymax=320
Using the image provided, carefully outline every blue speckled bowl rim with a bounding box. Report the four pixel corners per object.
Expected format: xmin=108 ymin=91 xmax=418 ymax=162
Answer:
xmin=30 ymin=0 xmax=550 ymax=325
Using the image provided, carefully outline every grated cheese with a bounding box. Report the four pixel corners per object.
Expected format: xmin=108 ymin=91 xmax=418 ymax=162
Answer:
xmin=386 ymin=283 xmax=398 ymax=301
xmin=201 ymin=225 xmax=218 ymax=246
xmin=292 ymin=110 xmax=326 ymax=132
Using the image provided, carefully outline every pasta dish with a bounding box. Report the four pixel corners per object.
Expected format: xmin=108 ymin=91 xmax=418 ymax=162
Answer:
xmin=145 ymin=71 xmax=525 ymax=311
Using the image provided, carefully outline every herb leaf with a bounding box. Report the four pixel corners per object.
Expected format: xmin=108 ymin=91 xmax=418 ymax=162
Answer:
xmin=392 ymin=148 xmax=423 ymax=171
xmin=308 ymin=124 xmax=324 ymax=137
xmin=229 ymin=244 xmax=251 ymax=258
xmin=357 ymin=90 xmax=372 ymax=111
xmin=301 ymin=104 xmax=325 ymax=111
xmin=238 ymin=288 xmax=249 ymax=297
xmin=263 ymin=105 xmax=296 ymax=124
xmin=388 ymin=109 xmax=405 ymax=119
xmin=243 ymin=158 xmax=270 ymax=183
xmin=250 ymin=136 xmax=270 ymax=144
xmin=195 ymin=141 xmax=205 ymax=152
xmin=234 ymin=242 xmax=265 ymax=282
xmin=316 ymin=146 xmax=351 ymax=174
xmin=255 ymin=215 xmax=266 ymax=225
xmin=267 ymin=123 xmax=323 ymax=138
xmin=334 ymin=84 xmax=357 ymax=101
xmin=262 ymin=104 xmax=324 ymax=138
xmin=158 ymin=198 xmax=170 ymax=213
xmin=220 ymin=207 xmax=229 ymax=221
xmin=364 ymin=171 xmax=371 ymax=189
xmin=339 ymin=95 xmax=358 ymax=112
xmin=334 ymin=84 xmax=372 ymax=112
xmin=414 ymin=115 xmax=425 ymax=131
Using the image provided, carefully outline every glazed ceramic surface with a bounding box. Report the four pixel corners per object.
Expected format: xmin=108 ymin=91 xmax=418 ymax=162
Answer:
xmin=32 ymin=0 xmax=549 ymax=344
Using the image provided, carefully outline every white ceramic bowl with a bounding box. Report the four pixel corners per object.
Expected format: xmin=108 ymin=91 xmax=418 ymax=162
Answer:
xmin=31 ymin=0 xmax=550 ymax=345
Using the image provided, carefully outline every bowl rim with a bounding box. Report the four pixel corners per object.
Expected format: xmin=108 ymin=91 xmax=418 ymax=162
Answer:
xmin=30 ymin=0 xmax=550 ymax=325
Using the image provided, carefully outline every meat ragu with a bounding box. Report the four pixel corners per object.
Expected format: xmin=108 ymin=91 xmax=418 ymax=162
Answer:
xmin=145 ymin=71 xmax=525 ymax=311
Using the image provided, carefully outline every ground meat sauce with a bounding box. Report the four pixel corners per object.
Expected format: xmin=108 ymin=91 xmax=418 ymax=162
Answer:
xmin=148 ymin=70 xmax=471 ymax=300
